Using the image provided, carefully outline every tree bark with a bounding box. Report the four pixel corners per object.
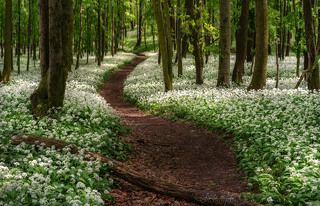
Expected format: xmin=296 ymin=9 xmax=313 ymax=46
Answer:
xmin=30 ymin=0 xmax=49 ymax=116
xmin=17 ymin=0 xmax=21 ymax=74
xmin=176 ymin=0 xmax=183 ymax=77
xmin=217 ymin=0 xmax=231 ymax=87
xmin=97 ymin=0 xmax=102 ymax=66
xmin=232 ymin=0 xmax=249 ymax=85
xmin=247 ymin=0 xmax=268 ymax=90
xmin=182 ymin=0 xmax=192 ymax=58
xmin=191 ymin=0 xmax=204 ymax=85
xmin=30 ymin=0 xmax=73 ymax=116
xmin=152 ymin=0 xmax=173 ymax=92
xmin=1 ymin=0 xmax=12 ymax=83
xmin=135 ymin=0 xmax=143 ymax=49
xmin=302 ymin=0 xmax=320 ymax=90
xmin=75 ymin=0 xmax=83 ymax=70
xmin=26 ymin=0 xmax=32 ymax=72
xmin=246 ymin=8 xmax=255 ymax=63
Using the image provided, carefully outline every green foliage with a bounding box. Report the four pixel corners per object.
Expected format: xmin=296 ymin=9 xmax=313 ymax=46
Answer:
xmin=0 ymin=53 xmax=135 ymax=205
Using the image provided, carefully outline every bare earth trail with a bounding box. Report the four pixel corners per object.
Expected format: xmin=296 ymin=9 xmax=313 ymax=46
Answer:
xmin=100 ymin=55 xmax=250 ymax=206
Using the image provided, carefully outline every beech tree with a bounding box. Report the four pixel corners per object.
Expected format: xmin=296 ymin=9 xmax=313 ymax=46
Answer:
xmin=1 ymin=0 xmax=12 ymax=83
xmin=152 ymin=0 xmax=173 ymax=92
xmin=301 ymin=0 xmax=320 ymax=90
xmin=232 ymin=0 xmax=249 ymax=85
xmin=190 ymin=0 xmax=205 ymax=85
xmin=248 ymin=0 xmax=268 ymax=90
xmin=30 ymin=0 xmax=73 ymax=116
xmin=217 ymin=0 xmax=231 ymax=87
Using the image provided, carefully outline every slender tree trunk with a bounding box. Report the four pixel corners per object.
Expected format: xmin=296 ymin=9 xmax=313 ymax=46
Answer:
xmin=97 ymin=0 xmax=101 ymax=66
xmin=17 ymin=0 xmax=21 ymax=74
xmin=285 ymin=31 xmax=291 ymax=56
xmin=275 ymin=43 xmax=280 ymax=88
xmin=111 ymin=0 xmax=115 ymax=56
xmin=152 ymin=0 xmax=173 ymax=92
xmin=176 ymin=0 xmax=183 ymax=77
xmin=232 ymin=0 xmax=249 ymax=85
xmin=190 ymin=0 xmax=204 ymax=85
xmin=75 ymin=0 xmax=83 ymax=70
xmin=293 ymin=0 xmax=301 ymax=77
xmin=86 ymin=7 xmax=90 ymax=64
xmin=101 ymin=5 xmax=106 ymax=61
xmin=217 ymin=0 xmax=231 ymax=87
xmin=302 ymin=0 xmax=320 ymax=90
xmin=27 ymin=0 xmax=32 ymax=72
xmin=151 ymin=24 xmax=156 ymax=52
xmin=182 ymin=0 xmax=192 ymax=58
xmin=248 ymin=0 xmax=268 ymax=90
xmin=135 ymin=0 xmax=143 ymax=49
xmin=2 ymin=0 xmax=13 ymax=83
xmin=246 ymin=8 xmax=255 ymax=62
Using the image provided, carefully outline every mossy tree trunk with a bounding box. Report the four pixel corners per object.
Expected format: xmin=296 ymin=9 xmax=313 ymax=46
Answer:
xmin=152 ymin=0 xmax=173 ymax=92
xmin=248 ymin=0 xmax=268 ymax=90
xmin=217 ymin=0 xmax=231 ymax=87
xmin=232 ymin=0 xmax=249 ymax=85
xmin=30 ymin=0 xmax=73 ymax=116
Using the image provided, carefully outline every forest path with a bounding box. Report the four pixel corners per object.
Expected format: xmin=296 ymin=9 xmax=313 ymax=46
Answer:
xmin=100 ymin=54 xmax=249 ymax=206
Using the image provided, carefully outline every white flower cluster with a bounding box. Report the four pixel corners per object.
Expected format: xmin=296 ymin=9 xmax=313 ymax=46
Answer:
xmin=124 ymin=54 xmax=320 ymax=205
xmin=0 ymin=53 xmax=135 ymax=205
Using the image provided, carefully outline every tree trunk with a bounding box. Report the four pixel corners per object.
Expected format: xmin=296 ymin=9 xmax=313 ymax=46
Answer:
xmin=217 ymin=0 xmax=231 ymax=87
xmin=232 ymin=0 xmax=249 ymax=85
xmin=30 ymin=0 xmax=49 ymax=116
xmin=30 ymin=0 xmax=73 ymax=116
xmin=176 ymin=0 xmax=183 ymax=77
xmin=86 ymin=7 xmax=90 ymax=64
xmin=1 ymin=0 xmax=13 ymax=83
xmin=292 ymin=0 xmax=301 ymax=77
xmin=182 ymin=0 xmax=192 ymax=58
xmin=17 ymin=0 xmax=21 ymax=74
xmin=190 ymin=0 xmax=204 ymax=85
xmin=246 ymin=8 xmax=255 ymax=63
xmin=26 ymin=0 xmax=32 ymax=72
xmin=75 ymin=0 xmax=83 ymax=70
xmin=135 ymin=0 xmax=143 ymax=49
xmin=275 ymin=43 xmax=280 ymax=88
xmin=151 ymin=24 xmax=156 ymax=52
xmin=302 ymin=0 xmax=320 ymax=90
xmin=111 ymin=0 xmax=115 ymax=56
xmin=247 ymin=0 xmax=268 ymax=90
xmin=152 ymin=0 xmax=173 ymax=92
xmin=97 ymin=0 xmax=101 ymax=66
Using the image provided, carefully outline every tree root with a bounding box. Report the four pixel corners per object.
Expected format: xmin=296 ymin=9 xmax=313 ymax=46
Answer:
xmin=11 ymin=135 xmax=261 ymax=206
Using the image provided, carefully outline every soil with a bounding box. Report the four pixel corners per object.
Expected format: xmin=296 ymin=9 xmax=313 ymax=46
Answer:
xmin=100 ymin=55 xmax=250 ymax=206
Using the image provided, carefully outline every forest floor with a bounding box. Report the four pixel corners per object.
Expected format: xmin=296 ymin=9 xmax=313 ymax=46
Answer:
xmin=100 ymin=55 xmax=249 ymax=206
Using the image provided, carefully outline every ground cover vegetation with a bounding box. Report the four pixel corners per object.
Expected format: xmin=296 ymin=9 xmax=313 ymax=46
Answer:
xmin=1 ymin=0 xmax=320 ymax=205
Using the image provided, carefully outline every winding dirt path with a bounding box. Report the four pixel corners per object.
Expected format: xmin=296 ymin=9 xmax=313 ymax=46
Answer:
xmin=100 ymin=55 xmax=250 ymax=206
